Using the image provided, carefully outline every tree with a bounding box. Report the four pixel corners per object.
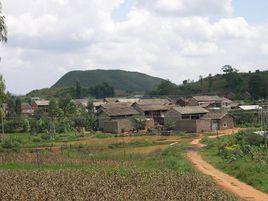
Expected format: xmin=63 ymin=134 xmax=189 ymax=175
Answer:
xmin=75 ymin=81 xmax=82 ymax=99
xmin=0 ymin=2 xmax=7 ymax=43
xmin=6 ymin=93 xmax=15 ymax=117
xmin=208 ymin=74 xmax=213 ymax=92
xmin=131 ymin=116 xmax=146 ymax=132
xmin=48 ymin=98 xmax=61 ymax=119
xmin=59 ymin=94 xmax=77 ymax=117
xmin=90 ymin=82 xmax=115 ymax=98
xmin=221 ymin=65 xmax=242 ymax=91
xmin=87 ymin=99 xmax=94 ymax=114
xmin=15 ymin=97 xmax=22 ymax=116
xmin=0 ymin=75 xmax=6 ymax=135
xmin=48 ymin=98 xmax=61 ymax=133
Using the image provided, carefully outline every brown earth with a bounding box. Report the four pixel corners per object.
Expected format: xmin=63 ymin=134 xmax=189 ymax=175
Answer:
xmin=187 ymin=129 xmax=268 ymax=201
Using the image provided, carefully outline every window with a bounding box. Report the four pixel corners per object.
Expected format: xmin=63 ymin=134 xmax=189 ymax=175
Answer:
xmin=223 ymin=123 xmax=227 ymax=128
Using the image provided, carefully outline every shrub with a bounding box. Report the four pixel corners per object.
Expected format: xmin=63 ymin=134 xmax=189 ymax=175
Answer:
xmin=0 ymin=137 xmax=22 ymax=152
xmin=32 ymin=136 xmax=42 ymax=143
xmin=41 ymin=133 xmax=52 ymax=141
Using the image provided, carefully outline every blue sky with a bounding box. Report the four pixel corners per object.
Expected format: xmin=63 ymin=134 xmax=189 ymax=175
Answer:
xmin=233 ymin=0 xmax=268 ymax=23
xmin=1 ymin=0 xmax=268 ymax=94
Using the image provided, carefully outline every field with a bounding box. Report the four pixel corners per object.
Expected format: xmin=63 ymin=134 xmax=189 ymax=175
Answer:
xmin=0 ymin=132 xmax=237 ymax=201
xmin=201 ymin=130 xmax=268 ymax=193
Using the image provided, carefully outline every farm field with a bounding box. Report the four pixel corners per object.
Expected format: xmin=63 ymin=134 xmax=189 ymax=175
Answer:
xmin=0 ymin=132 xmax=237 ymax=201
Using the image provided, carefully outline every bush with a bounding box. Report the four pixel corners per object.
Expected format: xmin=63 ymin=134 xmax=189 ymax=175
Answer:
xmin=41 ymin=133 xmax=52 ymax=141
xmin=32 ymin=136 xmax=42 ymax=143
xmin=0 ymin=137 xmax=22 ymax=152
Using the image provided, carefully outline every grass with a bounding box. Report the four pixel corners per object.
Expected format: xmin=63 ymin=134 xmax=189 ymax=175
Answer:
xmin=201 ymin=134 xmax=268 ymax=193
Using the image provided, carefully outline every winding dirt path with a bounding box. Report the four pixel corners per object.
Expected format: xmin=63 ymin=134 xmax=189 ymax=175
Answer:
xmin=187 ymin=129 xmax=268 ymax=201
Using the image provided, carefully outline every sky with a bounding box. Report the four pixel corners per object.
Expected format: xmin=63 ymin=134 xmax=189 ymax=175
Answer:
xmin=0 ymin=0 xmax=268 ymax=95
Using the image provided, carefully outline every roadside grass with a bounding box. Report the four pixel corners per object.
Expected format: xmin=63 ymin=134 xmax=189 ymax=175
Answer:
xmin=201 ymin=135 xmax=268 ymax=193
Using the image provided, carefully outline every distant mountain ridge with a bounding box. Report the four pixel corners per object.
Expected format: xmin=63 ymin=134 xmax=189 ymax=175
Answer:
xmin=52 ymin=69 xmax=165 ymax=93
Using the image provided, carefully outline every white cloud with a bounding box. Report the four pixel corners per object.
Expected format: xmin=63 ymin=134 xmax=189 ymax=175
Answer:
xmin=0 ymin=0 xmax=268 ymax=94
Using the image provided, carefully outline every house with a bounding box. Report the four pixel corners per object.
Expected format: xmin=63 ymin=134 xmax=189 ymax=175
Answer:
xmin=167 ymin=97 xmax=189 ymax=106
xmin=239 ymin=105 xmax=262 ymax=111
xmin=116 ymin=98 xmax=140 ymax=104
xmin=137 ymin=98 xmax=172 ymax=105
xmin=165 ymin=106 xmax=211 ymax=133
xmin=103 ymin=98 xmax=119 ymax=103
xmin=165 ymin=106 xmax=209 ymax=120
xmin=31 ymin=99 xmax=49 ymax=112
xmin=97 ymin=106 xmax=140 ymax=134
xmin=201 ymin=110 xmax=234 ymax=131
xmin=21 ymin=103 xmax=34 ymax=116
xmin=73 ymin=99 xmax=89 ymax=112
xmin=133 ymin=100 xmax=172 ymax=125
xmin=96 ymin=102 xmax=133 ymax=113
xmin=188 ymin=95 xmax=232 ymax=109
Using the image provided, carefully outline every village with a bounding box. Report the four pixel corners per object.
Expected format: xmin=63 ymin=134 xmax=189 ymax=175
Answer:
xmin=18 ymin=95 xmax=263 ymax=135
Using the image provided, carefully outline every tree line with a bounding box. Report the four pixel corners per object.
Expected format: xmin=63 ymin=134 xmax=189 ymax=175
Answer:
xmin=150 ymin=65 xmax=268 ymax=100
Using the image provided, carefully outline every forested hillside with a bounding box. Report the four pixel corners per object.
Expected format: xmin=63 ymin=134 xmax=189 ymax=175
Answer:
xmin=52 ymin=69 xmax=164 ymax=93
xmin=151 ymin=66 xmax=268 ymax=100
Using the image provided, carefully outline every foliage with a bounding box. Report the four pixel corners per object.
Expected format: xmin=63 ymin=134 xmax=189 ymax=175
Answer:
xmin=90 ymin=82 xmax=115 ymax=98
xmin=202 ymin=130 xmax=268 ymax=192
xmin=0 ymin=137 xmax=21 ymax=152
xmin=0 ymin=2 xmax=7 ymax=43
xmin=150 ymin=67 xmax=268 ymax=100
xmin=52 ymin=69 xmax=164 ymax=93
xmin=131 ymin=116 xmax=146 ymax=131
xmin=164 ymin=118 xmax=176 ymax=131
xmin=15 ymin=97 xmax=22 ymax=116
xmin=75 ymin=81 xmax=82 ymax=99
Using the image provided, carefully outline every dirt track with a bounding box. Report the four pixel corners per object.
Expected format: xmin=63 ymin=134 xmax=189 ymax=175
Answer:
xmin=187 ymin=129 xmax=268 ymax=201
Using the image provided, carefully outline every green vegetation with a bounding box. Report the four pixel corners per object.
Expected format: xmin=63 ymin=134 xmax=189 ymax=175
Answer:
xmin=0 ymin=130 xmax=238 ymax=200
xmin=151 ymin=67 xmax=268 ymax=100
xmin=201 ymin=130 xmax=268 ymax=193
xmin=28 ymin=69 xmax=165 ymax=98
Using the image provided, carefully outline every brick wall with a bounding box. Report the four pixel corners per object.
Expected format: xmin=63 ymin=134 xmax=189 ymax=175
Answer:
xmin=196 ymin=119 xmax=211 ymax=132
xmin=219 ymin=114 xmax=234 ymax=130
xmin=175 ymin=120 xmax=197 ymax=133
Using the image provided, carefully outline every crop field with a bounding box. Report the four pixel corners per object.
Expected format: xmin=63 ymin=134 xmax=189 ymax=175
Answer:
xmin=0 ymin=133 xmax=237 ymax=201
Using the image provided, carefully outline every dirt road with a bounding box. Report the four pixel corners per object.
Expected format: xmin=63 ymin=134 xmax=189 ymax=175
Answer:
xmin=187 ymin=129 xmax=268 ymax=201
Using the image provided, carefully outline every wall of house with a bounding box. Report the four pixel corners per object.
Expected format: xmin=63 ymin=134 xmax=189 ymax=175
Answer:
xmin=117 ymin=119 xmax=134 ymax=133
xmin=219 ymin=114 xmax=234 ymax=130
xmin=196 ymin=119 xmax=211 ymax=132
xmin=175 ymin=120 xmax=197 ymax=133
xmin=102 ymin=121 xmax=119 ymax=134
xmin=98 ymin=112 xmax=110 ymax=130
xmin=102 ymin=119 xmax=135 ymax=134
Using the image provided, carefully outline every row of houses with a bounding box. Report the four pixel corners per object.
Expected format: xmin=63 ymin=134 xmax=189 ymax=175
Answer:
xmin=20 ymin=95 xmax=262 ymax=134
xmin=96 ymin=96 xmax=236 ymax=134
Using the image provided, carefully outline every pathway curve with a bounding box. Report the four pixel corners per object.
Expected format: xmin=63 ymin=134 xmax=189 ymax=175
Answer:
xmin=187 ymin=129 xmax=268 ymax=201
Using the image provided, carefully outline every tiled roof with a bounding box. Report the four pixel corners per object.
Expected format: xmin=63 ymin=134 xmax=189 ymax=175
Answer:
xmin=201 ymin=110 xmax=230 ymax=120
xmin=172 ymin=106 xmax=209 ymax=115
xmin=100 ymin=107 xmax=139 ymax=117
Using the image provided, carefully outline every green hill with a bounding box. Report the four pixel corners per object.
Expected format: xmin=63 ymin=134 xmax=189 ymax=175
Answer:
xmin=151 ymin=68 xmax=268 ymax=100
xmin=52 ymin=69 xmax=164 ymax=93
